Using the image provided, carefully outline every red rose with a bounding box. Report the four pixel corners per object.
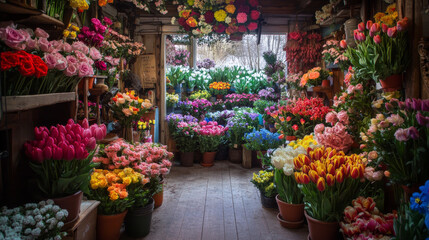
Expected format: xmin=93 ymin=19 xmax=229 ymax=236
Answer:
xmin=237 ymin=5 xmax=250 ymax=14
xmin=0 ymin=51 xmax=20 ymax=71
xmin=250 ymin=10 xmax=260 ymax=20
xmin=204 ymin=11 xmax=214 ymax=24
xmin=18 ymin=54 xmax=35 ymax=77
xmin=247 ymin=22 xmax=258 ymax=31
xmin=214 ymin=24 xmax=226 ymax=33
xmin=31 ymin=54 xmax=48 ymax=78
xmin=249 ymin=0 xmax=259 ymax=7
xmin=238 ymin=25 xmax=247 ymax=33
xmin=292 ymin=125 xmax=299 ymax=131
xmin=178 ymin=17 xmax=187 ymax=27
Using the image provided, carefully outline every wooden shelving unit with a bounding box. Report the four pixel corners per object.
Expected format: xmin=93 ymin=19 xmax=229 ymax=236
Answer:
xmin=0 ymin=2 xmax=64 ymax=28
xmin=2 ymin=92 xmax=76 ymax=112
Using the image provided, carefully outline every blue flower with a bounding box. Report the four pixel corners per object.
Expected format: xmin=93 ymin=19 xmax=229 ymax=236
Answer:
xmin=410 ymin=192 xmax=426 ymax=214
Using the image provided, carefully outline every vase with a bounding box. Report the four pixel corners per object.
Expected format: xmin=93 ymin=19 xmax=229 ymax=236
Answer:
xmin=260 ymin=191 xmax=277 ymax=209
xmin=275 ymin=195 xmax=305 ymax=229
xmin=229 ymin=147 xmax=242 ymax=164
xmin=122 ymin=126 xmax=134 ymax=143
xmin=52 ymin=191 xmax=83 ymax=229
xmin=97 ymin=210 xmax=128 ymax=240
xmin=174 ymin=84 xmax=182 ymax=94
xmin=321 ymin=79 xmax=330 ymax=87
xmin=78 ymin=76 xmax=95 ymax=91
xmin=201 ymin=152 xmax=216 ymax=167
xmin=380 ymin=74 xmax=403 ymax=92
xmin=305 ymin=211 xmax=340 ymax=240
xmin=286 ymin=136 xmax=297 ymax=141
xmin=124 ymin=199 xmax=154 ymax=238
xmin=180 ymin=152 xmax=194 ymax=167
xmin=153 ymin=180 xmax=164 ymax=208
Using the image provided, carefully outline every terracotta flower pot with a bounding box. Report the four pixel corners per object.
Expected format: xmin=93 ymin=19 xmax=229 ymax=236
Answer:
xmin=305 ymin=211 xmax=340 ymax=240
xmin=52 ymin=191 xmax=83 ymax=229
xmin=180 ymin=152 xmax=194 ymax=167
xmin=97 ymin=210 xmax=128 ymax=240
xmin=153 ymin=180 xmax=164 ymax=208
xmin=286 ymin=136 xmax=297 ymax=141
xmin=229 ymin=148 xmax=242 ymax=164
xmin=380 ymin=74 xmax=403 ymax=92
xmin=321 ymin=79 xmax=330 ymax=87
xmin=276 ymin=195 xmax=304 ymax=226
xmin=201 ymin=152 xmax=216 ymax=167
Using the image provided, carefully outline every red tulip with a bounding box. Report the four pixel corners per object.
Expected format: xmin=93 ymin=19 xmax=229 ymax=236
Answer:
xmin=309 ymin=170 xmax=319 ymax=183
xmin=58 ymin=141 xmax=68 ymax=151
xmin=326 ymin=174 xmax=335 ymax=186
xmin=300 ymin=118 xmax=305 ymax=125
xmin=278 ymin=134 xmax=284 ymax=140
xmin=344 ymin=206 xmax=357 ymax=222
xmin=33 ymin=147 xmax=44 ymax=163
xmin=397 ymin=17 xmax=408 ymax=32
xmin=381 ymin=23 xmax=388 ymax=33
xmin=292 ymin=124 xmax=299 ymax=131
xmin=317 ymin=167 xmax=326 ymax=178
xmin=36 ymin=139 xmax=46 ymax=149
xmin=366 ymin=20 xmax=373 ymax=30
xmin=373 ymin=35 xmax=381 ymax=44
xmin=336 ymin=170 xmax=344 ymax=183
xmin=350 ymin=167 xmax=359 ymax=179
xmin=353 ymin=29 xmax=360 ymax=41
xmin=43 ymin=146 xmax=52 ymax=160
xmin=294 ymin=157 xmax=303 ymax=169
xmin=358 ymin=22 xmax=365 ymax=32
xmin=81 ymin=118 xmax=89 ymax=129
xmin=340 ymin=40 xmax=347 ymax=48
xmin=286 ymin=116 xmax=292 ymax=122
xmin=65 ymin=123 xmax=72 ymax=133
xmin=327 ymin=164 xmax=335 ymax=175
xmin=50 ymin=126 xmax=59 ymax=138
xmin=65 ymin=145 xmax=75 ymax=161
xmin=53 ymin=146 xmax=63 ymax=160
xmin=301 ymin=173 xmax=310 ymax=184
xmin=46 ymin=137 xmax=55 ymax=148
xmin=316 ymin=177 xmax=326 ymax=191
xmin=357 ymin=32 xmax=366 ymax=42
xmin=370 ymin=23 xmax=380 ymax=33
xmin=387 ymin=27 xmax=397 ymax=38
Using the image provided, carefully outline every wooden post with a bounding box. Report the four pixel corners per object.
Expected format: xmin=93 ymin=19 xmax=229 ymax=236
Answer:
xmin=83 ymin=78 xmax=88 ymax=120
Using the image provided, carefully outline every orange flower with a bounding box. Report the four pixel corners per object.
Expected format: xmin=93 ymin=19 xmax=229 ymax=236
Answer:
xmin=316 ymin=177 xmax=326 ymax=191
xmin=300 ymin=74 xmax=309 ymax=87
xmin=186 ymin=17 xmax=198 ymax=28
xmin=308 ymin=71 xmax=320 ymax=80
xmin=326 ymin=174 xmax=335 ymax=186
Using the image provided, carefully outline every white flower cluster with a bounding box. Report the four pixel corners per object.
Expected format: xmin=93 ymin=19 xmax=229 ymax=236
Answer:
xmin=0 ymin=200 xmax=68 ymax=240
xmin=271 ymin=145 xmax=307 ymax=176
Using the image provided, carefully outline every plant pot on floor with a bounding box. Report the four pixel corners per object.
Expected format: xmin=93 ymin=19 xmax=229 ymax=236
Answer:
xmin=124 ymin=198 xmax=154 ymax=238
xmin=305 ymin=211 xmax=340 ymax=240
xmin=97 ymin=210 xmax=128 ymax=240
xmin=380 ymin=74 xmax=403 ymax=92
xmin=52 ymin=191 xmax=83 ymax=229
xmin=229 ymin=147 xmax=242 ymax=164
xmin=153 ymin=180 xmax=164 ymax=208
xmin=201 ymin=152 xmax=216 ymax=167
xmin=180 ymin=152 xmax=194 ymax=167
xmin=275 ymin=195 xmax=304 ymax=229
xmin=260 ymin=191 xmax=277 ymax=209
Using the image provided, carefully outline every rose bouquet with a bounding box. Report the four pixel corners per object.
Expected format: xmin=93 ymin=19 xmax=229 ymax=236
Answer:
xmin=0 ymin=200 xmax=68 ymax=239
xmin=195 ymin=121 xmax=228 ymax=153
xmin=78 ymin=17 xmax=112 ymax=48
xmin=209 ymin=81 xmax=231 ymax=96
xmin=244 ymin=129 xmax=282 ymax=151
xmin=24 ymin=119 xmax=106 ymax=198
xmin=110 ymin=91 xmax=153 ymax=128
xmin=294 ymin=147 xmax=366 ymax=222
xmin=300 ymin=67 xmax=331 ymax=87
xmin=360 ymin=98 xmax=429 ymax=186
xmin=251 ymin=170 xmax=277 ymax=198
xmin=271 ymin=135 xmax=320 ymax=204
xmin=340 ymin=197 xmax=396 ymax=239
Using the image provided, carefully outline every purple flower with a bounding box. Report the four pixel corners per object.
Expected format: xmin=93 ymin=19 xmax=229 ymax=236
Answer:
xmin=422 ymin=100 xmax=429 ymax=112
xmin=394 ymin=128 xmax=409 ymax=142
xmin=406 ymin=126 xmax=419 ymax=140
xmin=412 ymin=99 xmax=422 ymax=111
xmin=416 ymin=112 xmax=426 ymax=126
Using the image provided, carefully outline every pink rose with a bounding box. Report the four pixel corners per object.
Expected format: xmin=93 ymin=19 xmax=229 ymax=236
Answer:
xmin=38 ymin=37 xmax=50 ymax=52
xmin=337 ymin=110 xmax=349 ymax=125
xmin=72 ymin=41 xmax=89 ymax=54
xmin=66 ymin=55 xmax=78 ymax=65
xmin=237 ymin=13 xmax=248 ymax=23
xmin=78 ymin=62 xmax=94 ymax=78
xmin=314 ymin=123 xmax=325 ymax=134
xmin=89 ymin=47 xmax=102 ymax=60
xmin=26 ymin=38 xmax=39 ymax=51
xmin=55 ymin=55 xmax=68 ymax=71
xmin=62 ymin=43 xmax=72 ymax=53
xmin=18 ymin=29 xmax=31 ymax=41
xmin=65 ymin=63 xmax=78 ymax=77
xmin=355 ymin=83 xmax=363 ymax=92
xmin=35 ymin=28 xmax=49 ymax=38
xmin=74 ymin=50 xmax=87 ymax=62
xmin=325 ymin=112 xmax=338 ymax=125
xmin=2 ymin=26 xmax=27 ymax=50
xmin=44 ymin=53 xmax=58 ymax=69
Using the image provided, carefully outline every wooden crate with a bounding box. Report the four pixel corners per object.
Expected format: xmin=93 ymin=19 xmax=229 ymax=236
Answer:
xmin=242 ymin=146 xmax=252 ymax=169
xmin=64 ymin=201 xmax=100 ymax=240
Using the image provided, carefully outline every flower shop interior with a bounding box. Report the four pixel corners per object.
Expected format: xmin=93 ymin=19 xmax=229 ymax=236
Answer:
xmin=1 ymin=0 xmax=429 ymax=239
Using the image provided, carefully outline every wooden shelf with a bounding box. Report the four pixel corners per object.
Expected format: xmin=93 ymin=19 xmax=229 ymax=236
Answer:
xmin=2 ymin=92 xmax=76 ymax=112
xmin=0 ymin=2 xmax=64 ymax=28
xmin=16 ymin=14 xmax=64 ymax=27
xmin=0 ymin=2 xmax=40 ymax=15
xmin=319 ymin=9 xmax=349 ymax=27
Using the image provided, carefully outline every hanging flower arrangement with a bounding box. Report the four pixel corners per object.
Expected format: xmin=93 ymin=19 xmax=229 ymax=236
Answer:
xmin=172 ymin=0 xmax=261 ymax=38
xmin=285 ymin=31 xmax=322 ymax=74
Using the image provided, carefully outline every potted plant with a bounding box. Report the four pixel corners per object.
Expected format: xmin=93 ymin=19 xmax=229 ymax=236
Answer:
xmin=172 ymin=121 xmax=200 ymax=167
xmin=244 ymin=129 xmax=282 ymax=168
xmin=250 ymin=170 xmax=277 ymax=209
xmin=293 ymin=147 xmax=366 ymax=240
xmin=177 ymin=99 xmax=212 ymax=120
xmin=271 ymin=135 xmax=320 ymax=228
xmin=110 ymin=90 xmax=153 ymax=142
xmin=189 ymin=90 xmax=212 ymax=100
xmin=136 ymin=118 xmax=155 ymax=143
xmin=24 ymin=119 xmax=106 ymax=227
xmin=85 ymin=168 xmax=137 ymax=240
xmin=300 ymin=67 xmax=331 ymax=88
xmin=166 ymin=93 xmax=179 ymax=114
xmin=345 ymin=7 xmax=409 ymax=92
xmin=195 ymin=121 xmax=228 ymax=167
xmin=0 ymin=199 xmax=68 ymax=239
xmin=209 ymin=81 xmax=231 ymax=99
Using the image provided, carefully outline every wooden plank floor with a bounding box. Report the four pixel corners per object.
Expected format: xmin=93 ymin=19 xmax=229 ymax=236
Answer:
xmin=121 ymin=160 xmax=308 ymax=240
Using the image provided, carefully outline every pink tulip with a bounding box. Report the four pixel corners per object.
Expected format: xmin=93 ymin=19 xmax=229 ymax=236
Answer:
xmin=83 ymin=129 xmax=92 ymax=139
xmin=87 ymin=137 xmax=96 ymax=150
xmin=100 ymin=124 xmax=107 ymax=136
xmin=58 ymin=125 xmax=67 ymax=135
xmin=95 ymin=128 xmax=104 ymax=140
xmin=387 ymin=27 xmax=397 ymax=38
xmin=381 ymin=23 xmax=388 ymax=33
xmin=50 ymin=126 xmax=59 ymax=138
xmin=366 ymin=20 xmax=373 ymax=30
xmin=75 ymin=145 xmax=86 ymax=159
xmin=373 ymin=35 xmax=381 ymax=44
xmin=370 ymin=23 xmax=380 ymax=34
xmin=65 ymin=145 xmax=75 ymax=161
xmin=90 ymin=124 xmax=97 ymax=136
xmin=34 ymin=127 xmax=43 ymax=140
xmin=53 ymin=146 xmax=63 ymax=160
xmin=81 ymin=119 xmax=89 ymax=129
xmin=36 ymin=139 xmax=46 ymax=149
xmin=358 ymin=22 xmax=365 ymax=32
xmin=32 ymin=147 xmax=44 ymax=163
xmin=75 ymin=134 xmax=82 ymax=143
xmin=43 ymin=146 xmax=52 ymax=159
xmin=46 ymin=137 xmax=55 ymax=148
xmin=58 ymin=141 xmax=68 ymax=151
xmin=65 ymin=123 xmax=72 ymax=133
xmin=66 ymin=134 xmax=74 ymax=143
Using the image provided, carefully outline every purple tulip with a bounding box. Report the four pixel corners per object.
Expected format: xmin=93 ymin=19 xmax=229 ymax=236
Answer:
xmin=421 ymin=100 xmax=429 ymax=112
xmin=405 ymin=99 xmax=413 ymax=110
xmin=416 ymin=112 xmax=427 ymax=126
xmin=81 ymin=119 xmax=89 ymax=129
xmin=87 ymin=137 xmax=96 ymax=150
xmin=53 ymin=146 xmax=63 ymax=160
xmin=43 ymin=146 xmax=52 ymax=159
xmin=394 ymin=128 xmax=410 ymax=142
xmin=412 ymin=99 xmax=422 ymax=111
xmin=50 ymin=126 xmax=59 ymax=138
xmin=406 ymin=126 xmax=419 ymax=140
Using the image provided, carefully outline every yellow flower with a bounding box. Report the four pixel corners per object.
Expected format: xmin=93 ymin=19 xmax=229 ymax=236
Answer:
xmin=109 ymin=191 xmax=119 ymax=201
xmin=225 ymin=4 xmax=236 ymax=14
xmin=123 ymin=177 xmax=132 ymax=186
xmin=374 ymin=12 xmax=385 ymax=22
xmin=187 ymin=0 xmax=194 ymax=6
xmin=70 ymin=31 xmax=77 ymax=39
xmin=71 ymin=25 xmax=80 ymax=32
xmin=380 ymin=15 xmax=394 ymax=26
xmin=386 ymin=3 xmax=396 ymax=14
xmin=214 ymin=10 xmax=227 ymax=22
xmin=63 ymin=30 xmax=70 ymax=38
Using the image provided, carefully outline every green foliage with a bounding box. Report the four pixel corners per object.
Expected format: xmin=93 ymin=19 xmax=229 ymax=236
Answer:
xmin=253 ymin=100 xmax=276 ymax=115
xmin=274 ymin=169 xmax=303 ymax=204
xmin=198 ymin=135 xmax=223 ymax=153
xmin=393 ymin=204 xmax=429 ymax=240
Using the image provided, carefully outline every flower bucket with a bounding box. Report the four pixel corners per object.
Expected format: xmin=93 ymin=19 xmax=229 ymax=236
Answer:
xmin=124 ymin=199 xmax=154 ymax=238
xmin=228 ymin=147 xmax=242 ymax=164
xmin=201 ymin=152 xmax=216 ymax=167
xmin=97 ymin=210 xmax=128 ymax=240
xmin=180 ymin=152 xmax=194 ymax=167
xmin=380 ymin=74 xmax=402 ymax=92
xmin=78 ymin=77 xmax=95 ymax=91
xmin=260 ymin=191 xmax=277 ymax=209
xmin=305 ymin=211 xmax=340 ymax=240
xmin=52 ymin=191 xmax=83 ymax=229
xmin=321 ymin=79 xmax=330 ymax=87
xmin=154 ymin=180 xmax=164 ymax=208
xmin=174 ymin=84 xmax=182 ymax=94
xmin=276 ymin=195 xmax=304 ymax=228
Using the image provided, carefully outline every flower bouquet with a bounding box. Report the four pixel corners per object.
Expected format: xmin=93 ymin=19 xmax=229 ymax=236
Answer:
xmin=166 ymin=93 xmax=179 ymax=108
xmin=24 ymin=119 xmax=106 ymax=223
xmin=340 ymin=197 xmax=396 ymax=240
xmin=300 ymin=67 xmax=331 ymax=87
xmin=195 ymin=121 xmax=228 ymax=167
xmin=136 ymin=118 xmax=155 ymax=143
xmin=0 ymin=200 xmax=68 ymax=239
xmin=322 ymin=40 xmax=350 ymax=70
xmin=78 ymin=17 xmax=112 ymax=48
xmin=209 ymin=81 xmax=231 ymax=97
